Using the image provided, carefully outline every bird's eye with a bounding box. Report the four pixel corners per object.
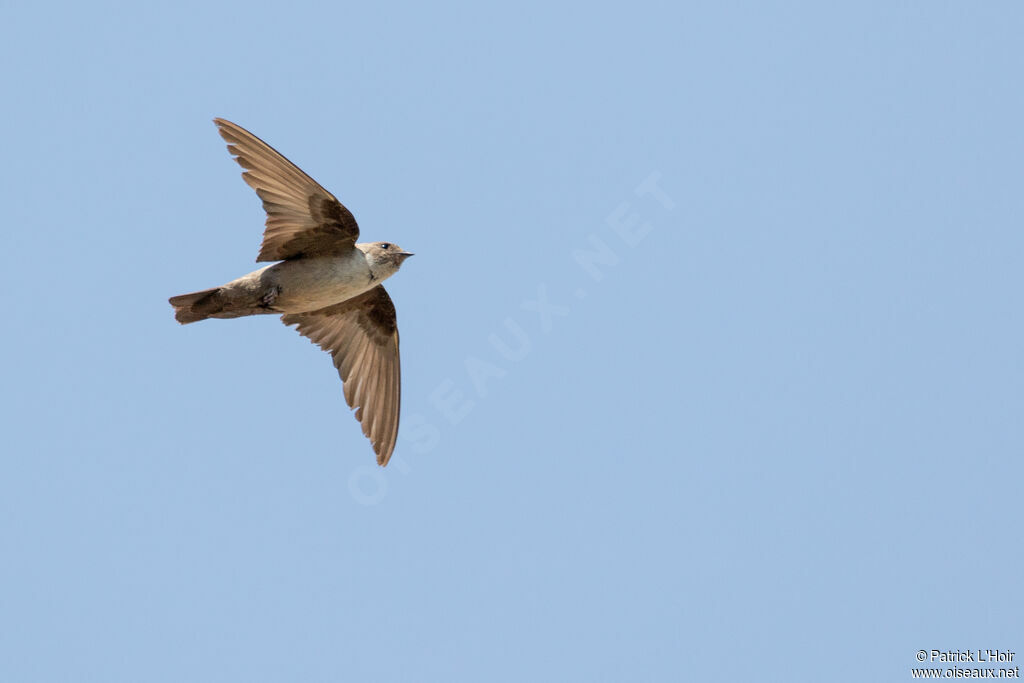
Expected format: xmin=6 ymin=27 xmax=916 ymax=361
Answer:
xmin=380 ymin=243 xmax=390 ymax=250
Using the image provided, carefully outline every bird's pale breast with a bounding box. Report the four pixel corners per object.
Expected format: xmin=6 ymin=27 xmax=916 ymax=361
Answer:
xmin=265 ymin=252 xmax=375 ymax=313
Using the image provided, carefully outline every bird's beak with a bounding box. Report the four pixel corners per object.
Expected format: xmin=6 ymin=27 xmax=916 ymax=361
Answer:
xmin=398 ymin=251 xmax=414 ymax=260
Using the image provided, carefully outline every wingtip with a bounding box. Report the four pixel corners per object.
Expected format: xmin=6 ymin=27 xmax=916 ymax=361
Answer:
xmin=212 ymin=117 xmax=236 ymax=135
xmin=212 ymin=118 xmax=242 ymax=145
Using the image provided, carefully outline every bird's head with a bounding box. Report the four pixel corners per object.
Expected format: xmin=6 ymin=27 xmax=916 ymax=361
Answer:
xmin=359 ymin=242 xmax=414 ymax=278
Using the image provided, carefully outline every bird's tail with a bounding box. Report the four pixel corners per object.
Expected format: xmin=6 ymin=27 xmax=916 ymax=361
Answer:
xmin=169 ymin=287 xmax=225 ymax=324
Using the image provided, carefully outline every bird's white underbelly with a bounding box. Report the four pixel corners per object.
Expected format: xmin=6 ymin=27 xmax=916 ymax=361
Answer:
xmin=263 ymin=253 xmax=376 ymax=313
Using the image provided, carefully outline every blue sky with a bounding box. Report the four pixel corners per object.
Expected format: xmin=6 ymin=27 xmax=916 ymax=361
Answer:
xmin=2 ymin=2 xmax=1022 ymax=681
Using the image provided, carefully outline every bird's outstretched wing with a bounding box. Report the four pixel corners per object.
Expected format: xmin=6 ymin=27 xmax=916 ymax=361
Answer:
xmin=282 ymin=286 xmax=401 ymax=466
xmin=214 ymin=118 xmax=360 ymax=262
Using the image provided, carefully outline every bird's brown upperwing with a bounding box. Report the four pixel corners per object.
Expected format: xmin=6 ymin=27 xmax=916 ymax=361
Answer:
xmin=214 ymin=118 xmax=360 ymax=262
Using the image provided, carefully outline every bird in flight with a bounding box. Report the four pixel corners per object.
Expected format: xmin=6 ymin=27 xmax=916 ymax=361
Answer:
xmin=169 ymin=118 xmax=413 ymax=466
